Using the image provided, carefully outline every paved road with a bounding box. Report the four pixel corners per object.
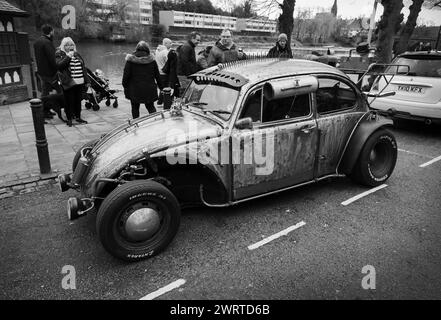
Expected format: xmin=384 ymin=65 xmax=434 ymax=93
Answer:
xmin=1 ymin=121 xmax=440 ymax=300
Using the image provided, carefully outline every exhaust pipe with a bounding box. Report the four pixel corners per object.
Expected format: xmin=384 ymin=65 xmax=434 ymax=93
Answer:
xmin=67 ymin=197 xmax=94 ymax=220
xmin=425 ymin=118 xmax=432 ymax=125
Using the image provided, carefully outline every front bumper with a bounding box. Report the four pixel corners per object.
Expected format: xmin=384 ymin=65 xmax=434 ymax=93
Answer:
xmin=369 ymin=96 xmax=441 ymax=124
xmin=370 ymin=107 xmax=441 ymax=125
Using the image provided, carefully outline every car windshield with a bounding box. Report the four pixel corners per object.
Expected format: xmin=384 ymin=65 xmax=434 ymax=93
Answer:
xmin=386 ymin=56 xmax=441 ymax=78
xmin=182 ymin=82 xmax=239 ymax=120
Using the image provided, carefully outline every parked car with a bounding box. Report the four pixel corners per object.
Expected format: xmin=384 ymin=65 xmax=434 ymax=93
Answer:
xmin=59 ymin=58 xmax=398 ymax=261
xmin=369 ymin=51 xmax=441 ymax=125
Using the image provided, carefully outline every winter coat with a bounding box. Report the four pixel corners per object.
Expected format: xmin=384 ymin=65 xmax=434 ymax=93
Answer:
xmin=55 ymin=49 xmax=89 ymax=90
xmin=267 ymin=42 xmax=293 ymax=58
xmin=162 ymin=49 xmax=179 ymax=88
xmin=207 ymin=40 xmax=247 ymax=67
xmin=34 ymin=35 xmax=57 ymax=77
xmin=177 ymin=40 xmax=200 ymax=76
xmin=122 ymin=50 xmax=163 ymax=104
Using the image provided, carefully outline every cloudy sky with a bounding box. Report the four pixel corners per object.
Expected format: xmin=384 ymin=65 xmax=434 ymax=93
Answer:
xmin=214 ymin=0 xmax=441 ymax=25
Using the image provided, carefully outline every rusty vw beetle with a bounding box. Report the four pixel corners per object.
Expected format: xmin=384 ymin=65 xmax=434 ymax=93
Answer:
xmin=59 ymin=59 xmax=397 ymax=261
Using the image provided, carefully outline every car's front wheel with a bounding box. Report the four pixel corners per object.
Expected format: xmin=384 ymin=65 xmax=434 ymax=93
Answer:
xmin=351 ymin=129 xmax=397 ymax=187
xmin=96 ymin=180 xmax=181 ymax=262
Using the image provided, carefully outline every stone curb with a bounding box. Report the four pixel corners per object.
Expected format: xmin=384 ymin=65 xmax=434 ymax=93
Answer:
xmin=0 ymin=171 xmax=62 ymax=200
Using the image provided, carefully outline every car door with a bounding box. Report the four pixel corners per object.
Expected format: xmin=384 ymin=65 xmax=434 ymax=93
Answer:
xmin=232 ymin=81 xmax=319 ymax=200
xmin=314 ymin=75 xmax=365 ymax=177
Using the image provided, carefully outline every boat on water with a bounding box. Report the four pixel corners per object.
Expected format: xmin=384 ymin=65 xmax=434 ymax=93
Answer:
xmin=109 ymin=32 xmax=126 ymax=42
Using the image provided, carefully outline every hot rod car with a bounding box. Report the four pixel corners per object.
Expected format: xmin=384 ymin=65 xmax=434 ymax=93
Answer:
xmin=59 ymin=58 xmax=397 ymax=261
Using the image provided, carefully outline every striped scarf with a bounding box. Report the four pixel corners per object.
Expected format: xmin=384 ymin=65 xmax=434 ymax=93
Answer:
xmin=69 ymin=56 xmax=84 ymax=85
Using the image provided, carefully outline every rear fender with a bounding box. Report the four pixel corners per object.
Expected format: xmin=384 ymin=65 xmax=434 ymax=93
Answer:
xmin=338 ymin=113 xmax=393 ymax=175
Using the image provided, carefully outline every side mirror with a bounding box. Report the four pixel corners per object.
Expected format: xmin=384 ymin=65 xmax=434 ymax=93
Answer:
xmin=235 ymin=117 xmax=253 ymax=130
xmin=365 ymin=91 xmax=396 ymax=98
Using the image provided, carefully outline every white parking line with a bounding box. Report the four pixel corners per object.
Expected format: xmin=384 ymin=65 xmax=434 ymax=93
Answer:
xmin=341 ymin=184 xmax=388 ymax=206
xmin=248 ymin=221 xmax=306 ymax=250
xmin=419 ymin=155 xmax=441 ymax=168
xmin=398 ymin=148 xmax=433 ymax=158
xmin=139 ymin=279 xmax=186 ymax=300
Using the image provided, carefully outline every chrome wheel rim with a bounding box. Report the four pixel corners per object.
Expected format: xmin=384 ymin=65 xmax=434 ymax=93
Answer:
xmin=122 ymin=205 xmax=161 ymax=242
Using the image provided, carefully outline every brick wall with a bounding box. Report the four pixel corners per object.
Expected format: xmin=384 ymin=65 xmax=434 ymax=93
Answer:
xmin=0 ymin=83 xmax=28 ymax=104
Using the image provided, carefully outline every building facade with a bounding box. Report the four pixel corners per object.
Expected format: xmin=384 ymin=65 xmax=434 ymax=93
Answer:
xmin=91 ymin=0 xmax=153 ymax=25
xmin=159 ymin=10 xmax=276 ymax=35
xmin=0 ymin=0 xmax=30 ymax=104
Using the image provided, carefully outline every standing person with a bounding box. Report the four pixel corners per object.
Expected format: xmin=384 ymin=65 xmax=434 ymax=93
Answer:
xmin=161 ymin=44 xmax=180 ymax=107
xmin=267 ymin=33 xmax=293 ymax=58
xmin=177 ymin=31 xmax=201 ymax=95
xmin=122 ymin=41 xmax=163 ymax=119
xmin=56 ymin=37 xmax=89 ymax=126
xmin=33 ymin=24 xmax=65 ymax=121
xmin=156 ymin=38 xmax=177 ymax=105
xmin=207 ymin=29 xmax=247 ymax=67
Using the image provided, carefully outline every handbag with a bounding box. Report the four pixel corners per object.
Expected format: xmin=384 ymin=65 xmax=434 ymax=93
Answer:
xmin=57 ymin=71 xmax=76 ymax=90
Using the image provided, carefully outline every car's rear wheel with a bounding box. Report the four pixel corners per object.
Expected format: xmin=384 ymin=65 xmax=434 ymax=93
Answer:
xmin=72 ymin=139 xmax=98 ymax=172
xmin=96 ymin=180 xmax=180 ymax=262
xmin=351 ymin=129 xmax=397 ymax=187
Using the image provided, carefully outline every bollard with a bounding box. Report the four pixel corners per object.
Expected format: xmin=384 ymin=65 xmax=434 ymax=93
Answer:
xmin=163 ymin=87 xmax=172 ymax=110
xmin=30 ymin=98 xmax=51 ymax=174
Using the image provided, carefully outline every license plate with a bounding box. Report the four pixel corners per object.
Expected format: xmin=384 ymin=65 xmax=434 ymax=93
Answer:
xmin=397 ymin=85 xmax=425 ymax=94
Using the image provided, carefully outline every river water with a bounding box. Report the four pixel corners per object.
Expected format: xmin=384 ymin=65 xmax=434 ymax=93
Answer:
xmin=76 ymin=40 xmax=351 ymax=91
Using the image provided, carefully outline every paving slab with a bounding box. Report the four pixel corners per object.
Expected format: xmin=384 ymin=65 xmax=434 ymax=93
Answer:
xmin=0 ymin=90 xmax=165 ymax=197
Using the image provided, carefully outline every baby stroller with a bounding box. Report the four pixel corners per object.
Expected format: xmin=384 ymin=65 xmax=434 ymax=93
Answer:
xmin=84 ymin=68 xmax=118 ymax=111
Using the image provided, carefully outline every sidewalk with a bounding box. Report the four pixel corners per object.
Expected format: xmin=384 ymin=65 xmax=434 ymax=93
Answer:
xmin=0 ymin=91 xmax=162 ymax=199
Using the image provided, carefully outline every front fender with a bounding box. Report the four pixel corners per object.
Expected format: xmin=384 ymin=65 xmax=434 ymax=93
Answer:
xmin=338 ymin=113 xmax=393 ymax=175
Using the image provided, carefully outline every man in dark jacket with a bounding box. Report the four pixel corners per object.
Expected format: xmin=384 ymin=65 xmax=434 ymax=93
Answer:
xmin=267 ymin=33 xmax=293 ymax=58
xmin=33 ymin=24 xmax=65 ymax=121
xmin=207 ymin=29 xmax=246 ymax=67
xmin=177 ymin=31 xmax=201 ymax=95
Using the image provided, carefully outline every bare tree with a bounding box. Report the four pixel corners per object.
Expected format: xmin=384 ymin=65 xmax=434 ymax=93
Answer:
xmin=376 ymin=0 xmax=404 ymax=63
xmin=395 ymin=0 xmax=424 ymax=54
xmin=254 ymin=0 xmax=296 ymax=45
xmin=293 ymin=8 xmax=312 ymax=40
xmin=395 ymin=0 xmax=441 ymax=55
xmin=278 ymin=0 xmax=295 ymax=45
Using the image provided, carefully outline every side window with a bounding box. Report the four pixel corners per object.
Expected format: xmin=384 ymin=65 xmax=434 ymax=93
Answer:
xmin=316 ymin=78 xmax=357 ymax=114
xmin=240 ymin=88 xmax=262 ymax=122
xmin=262 ymin=93 xmax=311 ymax=123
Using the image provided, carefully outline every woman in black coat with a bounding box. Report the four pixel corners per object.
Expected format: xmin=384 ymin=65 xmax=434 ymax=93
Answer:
xmin=122 ymin=41 xmax=163 ymax=119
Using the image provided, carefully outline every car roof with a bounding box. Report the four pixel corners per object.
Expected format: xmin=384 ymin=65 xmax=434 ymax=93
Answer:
xmin=202 ymin=58 xmax=348 ymax=86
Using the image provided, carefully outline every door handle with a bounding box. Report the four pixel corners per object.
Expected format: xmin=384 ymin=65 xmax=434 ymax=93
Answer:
xmin=300 ymin=124 xmax=316 ymax=134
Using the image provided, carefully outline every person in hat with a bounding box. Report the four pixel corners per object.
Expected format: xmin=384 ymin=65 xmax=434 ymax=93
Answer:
xmin=122 ymin=41 xmax=163 ymax=119
xmin=267 ymin=33 xmax=293 ymax=58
